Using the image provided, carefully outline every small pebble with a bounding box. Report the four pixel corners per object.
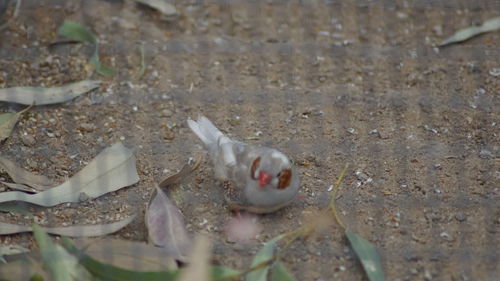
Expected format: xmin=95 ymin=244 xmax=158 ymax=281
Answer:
xmin=489 ymin=68 xmax=500 ymax=77
xmin=79 ymin=123 xmax=95 ymax=132
xmin=21 ymin=134 xmax=36 ymax=146
xmin=355 ymin=171 xmax=370 ymax=182
xmin=454 ymin=212 xmax=467 ymax=222
xmin=45 ymin=131 xmax=55 ymax=138
xmin=160 ymin=109 xmax=174 ymax=117
xmin=433 ymin=164 xmax=442 ymax=170
xmin=479 ymin=149 xmax=494 ymax=159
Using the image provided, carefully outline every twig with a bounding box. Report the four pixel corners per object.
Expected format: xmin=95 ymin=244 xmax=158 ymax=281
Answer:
xmin=328 ymin=164 xmax=349 ymax=229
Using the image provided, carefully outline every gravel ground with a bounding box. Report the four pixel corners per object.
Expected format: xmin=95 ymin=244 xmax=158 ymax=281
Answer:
xmin=0 ymin=1 xmax=498 ymax=280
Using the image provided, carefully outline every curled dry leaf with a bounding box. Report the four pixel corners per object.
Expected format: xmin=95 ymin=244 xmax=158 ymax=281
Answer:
xmin=0 ymin=80 xmax=101 ymax=105
xmin=158 ymin=155 xmax=202 ymax=189
xmin=146 ymin=185 xmax=191 ymax=262
xmin=0 ymin=214 xmax=136 ymax=237
xmin=0 ymin=142 xmax=139 ymax=207
xmin=133 ymin=0 xmax=177 ymax=17
xmin=146 ymin=157 xmax=201 ymax=262
xmin=0 ymin=104 xmax=31 ymax=142
xmin=0 ymin=156 xmax=54 ymax=191
xmin=439 ymin=16 xmax=500 ymax=47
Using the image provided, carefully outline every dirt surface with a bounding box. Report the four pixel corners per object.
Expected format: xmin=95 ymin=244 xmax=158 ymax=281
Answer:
xmin=0 ymin=0 xmax=499 ymax=280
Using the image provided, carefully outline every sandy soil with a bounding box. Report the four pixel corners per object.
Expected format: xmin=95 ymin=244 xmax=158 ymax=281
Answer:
xmin=0 ymin=0 xmax=498 ymax=280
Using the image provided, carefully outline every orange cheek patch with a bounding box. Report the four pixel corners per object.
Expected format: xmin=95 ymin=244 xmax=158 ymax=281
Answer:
xmin=277 ymin=169 xmax=292 ymax=189
xmin=250 ymin=157 xmax=261 ymax=180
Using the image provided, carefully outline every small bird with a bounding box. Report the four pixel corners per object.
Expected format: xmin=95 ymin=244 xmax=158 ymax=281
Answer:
xmin=187 ymin=116 xmax=300 ymax=214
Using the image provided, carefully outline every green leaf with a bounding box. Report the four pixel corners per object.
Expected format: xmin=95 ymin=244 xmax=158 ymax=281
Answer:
xmin=211 ymin=266 xmax=241 ymax=280
xmin=33 ymin=224 xmax=92 ymax=281
xmin=61 ymin=238 xmax=179 ymax=281
xmin=270 ymin=262 xmax=297 ymax=281
xmin=57 ymin=20 xmax=97 ymax=44
xmin=245 ymin=234 xmax=284 ymax=281
xmin=345 ymin=230 xmax=386 ymax=281
xmin=90 ymin=46 xmax=117 ymax=76
xmin=439 ymin=16 xmax=500 ymax=46
xmin=57 ymin=20 xmax=116 ymax=76
xmin=0 ymin=260 xmax=48 ymax=281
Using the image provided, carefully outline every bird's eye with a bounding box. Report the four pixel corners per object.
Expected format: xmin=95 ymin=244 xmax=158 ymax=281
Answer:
xmin=250 ymin=157 xmax=261 ymax=180
xmin=277 ymin=169 xmax=292 ymax=189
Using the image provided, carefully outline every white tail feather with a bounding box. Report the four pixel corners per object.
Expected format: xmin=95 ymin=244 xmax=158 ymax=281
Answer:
xmin=187 ymin=116 xmax=224 ymax=148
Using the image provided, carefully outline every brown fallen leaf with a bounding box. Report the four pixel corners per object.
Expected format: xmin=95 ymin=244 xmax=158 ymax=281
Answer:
xmin=0 ymin=104 xmax=32 ymax=143
xmin=146 ymin=185 xmax=191 ymax=262
xmin=0 ymin=214 xmax=136 ymax=237
xmin=158 ymin=155 xmax=202 ymax=189
xmin=0 ymin=142 xmax=139 ymax=207
xmin=0 ymin=156 xmax=54 ymax=191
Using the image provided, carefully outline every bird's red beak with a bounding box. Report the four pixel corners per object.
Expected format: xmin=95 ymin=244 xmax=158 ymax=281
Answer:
xmin=258 ymin=171 xmax=272 ymax=187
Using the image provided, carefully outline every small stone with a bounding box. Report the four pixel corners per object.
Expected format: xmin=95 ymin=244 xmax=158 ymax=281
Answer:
xmin=79 ymin=123 xmax=95 ymax=132
xmin=479 ymin=149 xmax=494 ymax=159
xmin=440 ymin=231 xmax=454 ymax=241
xmin=21 ymin=134 xmax=36 ymax=146
xmin=355 ymin=171 xmax=370 ymax=182
xmin=489 ymin=68 xmax=500 ymax=77
xmin=424 ymin=270 xmax=432 ymax=280
xmin=45 ymin=131 xmax=55 ymax=138
xmin=160 ymin=109 xmax=174 ymax=117
xmin=433 ymin=164 xmax=442 ymax=170
xmin=454 ymin=212 xmax=467 ymax=222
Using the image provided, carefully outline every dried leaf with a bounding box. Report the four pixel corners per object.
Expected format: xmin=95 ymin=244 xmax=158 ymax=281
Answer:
xmin=245 ymin=235 xmax=284 ymax=281
xmin=61 ymin=238 xmax=180 ymax=281
xmin=271 ymin=261 xmax=297 ymax=281
xmin=0 ymin=105 xmax=31 ymax=142
xmin=177 ymin=235 xmax=211 ymax=281
xmin=439 ymin=17 xmax=500 ymax=47
xmin=0 ymin=214 xmax=135 ymax=236
xmin=72 ymin=238 xmax=178 ymax=271
xmin=146 ymin=184 xmax=191 ymax=262
xmin=0 ymin=244 xmax=30 ymax=264
xmin=33 ymin=224 xmax=92 ymax=281
xmin=1 ymin=181 xmax=37 ymax=193
xmin=158 ymin=156 xmax=202 ymax=189
xmin=58 ymin=20 xmax=116 ymax=76
xmin=0 ymin=80 xmax=100 ymax=105
xmin=0 ymin=156 xmax=54 ymax=191
xmin=0 ymin=201 xmax=32 ymax=216
xmin=0 ymin=142 xmax=139 ymax=207
xmin=346 ymin=230 xmax=386 ymax=281
xmin=133 ymin=0 xmax=177 ymax=17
